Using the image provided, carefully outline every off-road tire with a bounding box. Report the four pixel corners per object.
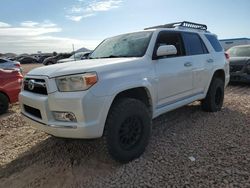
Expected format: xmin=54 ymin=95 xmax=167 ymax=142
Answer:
xmin=201 ymin=78 xmax=224 ymax=112
xmin=104 ymin=98 xmax=151 ymax=163
xmin=0 ymin=93 xmax=9 ymax=115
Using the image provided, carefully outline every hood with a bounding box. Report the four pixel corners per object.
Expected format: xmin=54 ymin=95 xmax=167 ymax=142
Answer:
xmin=229 ymin=57 xmax=250 ymax=66
xmin=27 ymin=57 xmax=139 ymax=78
xmin=57 ymin=58 xmax=75 ymax=63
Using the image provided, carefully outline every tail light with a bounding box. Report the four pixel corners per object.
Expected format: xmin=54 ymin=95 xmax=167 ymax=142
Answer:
xmin=225 ymin=53 xmax=229 ymax=61
xmin=15 ymin=63 xmax=21 ymax=67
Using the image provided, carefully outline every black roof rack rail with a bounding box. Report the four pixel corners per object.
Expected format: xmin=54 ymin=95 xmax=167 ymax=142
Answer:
xmin=144 ymin=21 xmax=207 ymax=31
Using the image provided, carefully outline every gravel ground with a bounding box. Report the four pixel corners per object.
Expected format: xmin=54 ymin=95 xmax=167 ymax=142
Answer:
xmin=0 ymin=83 xmax=250 ymax=187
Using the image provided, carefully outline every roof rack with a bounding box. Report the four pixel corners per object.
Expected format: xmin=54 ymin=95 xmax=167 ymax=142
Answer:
xmin=144 ymin=21 xmax=207 ymax=31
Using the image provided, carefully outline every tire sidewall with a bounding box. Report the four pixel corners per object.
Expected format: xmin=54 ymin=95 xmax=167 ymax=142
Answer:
xmin=209 ymin=78 xmax=224 ymax=111
xmin=105 ymin=98 xmax=151 ymax=162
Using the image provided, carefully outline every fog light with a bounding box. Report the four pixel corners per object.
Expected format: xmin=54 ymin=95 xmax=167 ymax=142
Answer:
xmin=53 ymin=112 xmax=77 ymax=122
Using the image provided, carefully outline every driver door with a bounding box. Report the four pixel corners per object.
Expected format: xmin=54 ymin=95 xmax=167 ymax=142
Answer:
xmin=153 ymin=31 xmax=193 ymax=108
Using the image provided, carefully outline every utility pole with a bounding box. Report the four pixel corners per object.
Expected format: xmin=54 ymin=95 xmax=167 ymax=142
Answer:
xmin=72 ymin=44 xmax=76 ymax=61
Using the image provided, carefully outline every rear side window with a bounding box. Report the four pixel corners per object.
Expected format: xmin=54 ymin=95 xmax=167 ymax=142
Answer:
xmin=205 ymin=34 xmax=223 ymax=52
xmin=182 ymin=33 xmax=208 ymax=55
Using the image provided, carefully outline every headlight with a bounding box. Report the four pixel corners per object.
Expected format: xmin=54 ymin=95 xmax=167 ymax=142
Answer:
xmin=55 ymin=72 xmax=98 ymax=92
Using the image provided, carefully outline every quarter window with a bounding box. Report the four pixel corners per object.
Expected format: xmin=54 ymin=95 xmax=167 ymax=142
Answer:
xmin=205 ymin=34 xmax=223 ymax=52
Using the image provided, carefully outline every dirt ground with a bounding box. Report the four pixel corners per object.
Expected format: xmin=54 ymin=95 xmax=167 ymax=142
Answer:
xmin=0 ymin=64 xmax=250 ymax=187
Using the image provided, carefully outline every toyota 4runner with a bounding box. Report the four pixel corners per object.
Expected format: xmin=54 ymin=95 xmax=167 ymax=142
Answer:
xmin=20 ymin=21 xmax=230 ymax=163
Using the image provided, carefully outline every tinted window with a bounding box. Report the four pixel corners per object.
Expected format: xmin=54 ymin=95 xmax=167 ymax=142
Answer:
xmin=0 ymin=59 xmax=7 ymax=63
xmin=205 ymin=34 xmax=223 ymax=52
xmin=153 ymin=32 xmax=185 ymax=59
xmin=182 ymin=33 xmax=208 ymax=55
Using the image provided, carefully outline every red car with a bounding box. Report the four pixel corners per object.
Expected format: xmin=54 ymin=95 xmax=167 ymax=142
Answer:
xmin=0 ymin=69 xmax=23 ymax=114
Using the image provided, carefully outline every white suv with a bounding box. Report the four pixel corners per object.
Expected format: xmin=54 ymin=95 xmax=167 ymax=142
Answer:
xmin=20 ymin=21 xmax=230 ymax=163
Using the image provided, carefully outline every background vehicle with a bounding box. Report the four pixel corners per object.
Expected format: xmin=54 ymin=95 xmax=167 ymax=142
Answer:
xmin=18 ymin=56 xmax=39 ymax=64
xmin=20 ymin=21 xmax=229 ymax=163
xmin=0 ymin=69 xmax=23 ymax=114
xmin=227 ymin=45 xmax=250 ymax=83
xmin=0 ymin=58 xmax=22 ymax=72
xmin=57 ymin=51 xmax=91 ymax=63
xmin=220 ymin=38 xmax=250 ymax=50
xmin=43 ymin=53 xmax=72 ymax=65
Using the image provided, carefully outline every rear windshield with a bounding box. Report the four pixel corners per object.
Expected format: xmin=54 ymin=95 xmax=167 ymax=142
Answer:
xmin=205 ymin=34 xmax=223 ymax=52
xmin=227 ymin=46 xmax=250 ymax=57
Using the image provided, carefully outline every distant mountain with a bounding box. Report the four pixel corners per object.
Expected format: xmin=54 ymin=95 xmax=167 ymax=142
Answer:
xmin=74 ymin=47 xmax=90 ymax=53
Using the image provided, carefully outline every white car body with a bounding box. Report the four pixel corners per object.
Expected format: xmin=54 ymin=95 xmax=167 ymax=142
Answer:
xmin=20 ymin=26 xmax=230 ymax=139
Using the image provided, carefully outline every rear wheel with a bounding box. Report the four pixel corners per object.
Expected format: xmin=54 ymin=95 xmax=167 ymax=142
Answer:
xmin=201 ymin=78 xmax=224 ymax=112
xmin=0 ymin=93 xmax=9 ymax=115
xmin=104 ymin=98 xmax=151 ymax=163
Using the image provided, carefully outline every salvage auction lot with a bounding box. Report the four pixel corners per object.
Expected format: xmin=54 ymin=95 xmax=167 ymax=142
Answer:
xmin=0 ymin=65 xmax=249 ymax=187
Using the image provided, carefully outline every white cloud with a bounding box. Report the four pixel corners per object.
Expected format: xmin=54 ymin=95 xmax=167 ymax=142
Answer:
xmin=66 ymin=15 xmax=83 ymax=22
xmin=0 ymin=27 xmax=62 ymax=36
xmin=87 ymin=0 xmax=123 ymax=12
xmin=0 ymin=21 xmax=11 ymax=28
xmin=66 ymin=0 xmax=123 ymax=22
xmin=0 ymin=20 xmax=99 ymax=54
xmin=66 ymin=13 xmax=96 ymax=22
xmin=20 ymin=21 xmax=39 ymax=27
xmin=20 ymin=20 xmax=57 ymax=28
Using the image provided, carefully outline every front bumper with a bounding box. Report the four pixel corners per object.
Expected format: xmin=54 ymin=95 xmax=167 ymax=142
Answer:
xmin=19 ymin=90 xmax=110 ymax=139
xmin=230 ymin=72 xmax=250 ymax=83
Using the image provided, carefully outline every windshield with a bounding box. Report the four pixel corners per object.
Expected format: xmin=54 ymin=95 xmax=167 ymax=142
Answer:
xmin=89 ymin=31 xmax=153 ymax=59
xmin=227 ymin=46 xmax=250 ymax=57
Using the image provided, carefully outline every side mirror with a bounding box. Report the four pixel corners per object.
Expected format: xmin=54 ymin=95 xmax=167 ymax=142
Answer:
xmin=156 ymin=45 xmax=177 ymax=57
xmin=81 ymin=53 xmax=91 ymax=60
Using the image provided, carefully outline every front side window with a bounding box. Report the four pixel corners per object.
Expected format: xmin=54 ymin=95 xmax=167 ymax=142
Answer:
xmin=153 ymin=31 xmax=185 ymax=59
xmin=182 ymin=33 xmax=208 ymax=55
xmin=227 ymin=46 xmax=250 ymax=57
xmin=89 ymin=31 xmax=153 ymax=59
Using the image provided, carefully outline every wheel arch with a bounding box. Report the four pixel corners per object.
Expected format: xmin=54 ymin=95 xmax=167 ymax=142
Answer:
xmin=109 ymin=87 xmax=153 ymax=116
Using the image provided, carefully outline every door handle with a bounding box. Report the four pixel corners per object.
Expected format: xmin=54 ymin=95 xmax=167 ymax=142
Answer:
xmin=184 ymin=62 xmax=192 ymax=67
xmin=207 ymin=59 xmax=214 ymax=63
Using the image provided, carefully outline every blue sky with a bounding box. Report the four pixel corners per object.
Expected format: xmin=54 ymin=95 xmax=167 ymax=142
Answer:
xmin=0 ymin=0 xmax=249 ymax=53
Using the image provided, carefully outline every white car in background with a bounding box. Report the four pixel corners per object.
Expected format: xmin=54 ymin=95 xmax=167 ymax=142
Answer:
xmin=0 ymin=58 xmax=22 ymax=72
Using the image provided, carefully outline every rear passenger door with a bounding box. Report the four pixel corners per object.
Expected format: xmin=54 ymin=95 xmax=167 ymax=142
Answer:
xmin=153 ymin=31 xmax=193 ymax=108
xmin=182 ymin=32 xmax=211 ymax=94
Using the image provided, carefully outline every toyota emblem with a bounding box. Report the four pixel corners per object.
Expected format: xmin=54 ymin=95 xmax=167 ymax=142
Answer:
xmin=28 ymin=80 xmax=35 ymax=90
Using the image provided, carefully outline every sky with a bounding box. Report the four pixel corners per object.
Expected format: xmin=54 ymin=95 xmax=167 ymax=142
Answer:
xmin=0 ymin=0 xmax=249 ymax=54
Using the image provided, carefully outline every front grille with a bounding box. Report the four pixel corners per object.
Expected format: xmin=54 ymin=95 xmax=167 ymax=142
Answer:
xmin=24 ymin=78 xmax=47 ymax=95
xmin=24 ymin=105 xmax=42 ymax=119
xmin=230 ymin=65 xmax=243 ymax=73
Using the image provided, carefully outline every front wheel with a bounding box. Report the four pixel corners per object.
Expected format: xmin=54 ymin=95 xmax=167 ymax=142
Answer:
xmin=104 ymin=98 xmax=151 ymax=163
xmin=201 ymin=78 xmax=224 ymax=112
